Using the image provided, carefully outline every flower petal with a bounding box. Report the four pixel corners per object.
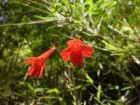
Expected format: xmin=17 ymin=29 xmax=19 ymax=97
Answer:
xmin=25 ymin=57 xmax=36 ymax=64
xmin=39 ymin=47 xmax=55 ymax=60
xmin=71 ymin=49 xmax=83 ymax=66
xmin=27 ymin=65 xmax=35 ymax=77
xmin=60 ymin=47 xmax=71 ymax=62
xmin=81 ymin=45 xmax=94 ymax=57
xmin=67 ymin=39 xmax=82 ymax=47
xmin=37 ymin=64 xmax=44 ymax=78
xmin=27 ymin=58 xmax=44 ymax=78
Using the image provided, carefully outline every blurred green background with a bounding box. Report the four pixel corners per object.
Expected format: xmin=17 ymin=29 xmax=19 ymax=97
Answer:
xmin=0 ymin=0 xmax=140 ymax=105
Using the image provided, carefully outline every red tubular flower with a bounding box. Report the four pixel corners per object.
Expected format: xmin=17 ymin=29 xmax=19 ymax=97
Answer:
xmin=60 ymin=39 xmax=94 ymax=66
xmin=25 ymin=47 xmax=55 ymax=78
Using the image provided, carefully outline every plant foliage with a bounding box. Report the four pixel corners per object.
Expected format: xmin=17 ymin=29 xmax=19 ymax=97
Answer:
xmin=0 ymin=0 xmax=140 ymax=104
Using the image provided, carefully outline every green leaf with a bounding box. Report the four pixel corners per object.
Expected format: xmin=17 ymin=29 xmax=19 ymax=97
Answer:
xmin=46 ymin=88 xmax=60 ymax=95
xmin=97 ymin=85 xmax=102 ymax=101
xmin=34 ymin=15 xmax=58 ymax=21
xmin=121 ymin=86 xmax=134 ymax=91
xmin=34 ymin=88 xmax=47 ymax=93
xmin=86 ymin=73 xmax=94 ymax=85
xmin=59 ymin=97 xmax=63 ymax=101
xmin=76 ymin=85 xmax=82 ymax=90
xmin=102 ymin=40 xmax=124 ymax=52
xmin=27 ymin=83 xmax=34 ymax=91
xmin=99 ymin=1 xmax=117 ymax=10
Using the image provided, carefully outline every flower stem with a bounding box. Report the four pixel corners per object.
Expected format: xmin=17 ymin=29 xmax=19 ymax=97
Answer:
xmin=71 ymin=69 xmax=80 ymax=105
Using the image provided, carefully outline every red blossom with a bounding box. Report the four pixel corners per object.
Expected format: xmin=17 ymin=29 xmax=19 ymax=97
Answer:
xmin=60 ymin=39 xmax=94 ymax=66
xmin=25 ymin=47 xmax=55 ymax=78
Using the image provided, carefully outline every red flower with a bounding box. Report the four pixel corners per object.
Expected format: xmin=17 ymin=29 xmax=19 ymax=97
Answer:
xmin=60 ymin=39 xmax=94 ymax=66
xmin=25 ymin=47 xmax=55 ymax=78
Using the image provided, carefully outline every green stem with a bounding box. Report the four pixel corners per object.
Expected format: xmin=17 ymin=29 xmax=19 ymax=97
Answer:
xmin=71 ymin=69 xmax=80 ymax=105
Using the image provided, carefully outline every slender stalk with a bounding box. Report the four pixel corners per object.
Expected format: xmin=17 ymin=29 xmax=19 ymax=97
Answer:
xmin=70 ymin=69 xmax=80 ymax=105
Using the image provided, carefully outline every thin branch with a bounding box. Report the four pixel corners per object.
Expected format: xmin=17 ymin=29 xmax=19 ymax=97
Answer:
xmin=0 ymin=19 xmax=61 ymax=27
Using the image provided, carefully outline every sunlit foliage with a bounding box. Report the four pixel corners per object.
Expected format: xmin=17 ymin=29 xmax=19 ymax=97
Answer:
xmin=0 ymin=0 xmax=140 ymax=104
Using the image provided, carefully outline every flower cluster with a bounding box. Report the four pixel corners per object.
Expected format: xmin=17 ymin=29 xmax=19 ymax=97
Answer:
xmin=25 ymin=39 xmax=94 ymax=78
